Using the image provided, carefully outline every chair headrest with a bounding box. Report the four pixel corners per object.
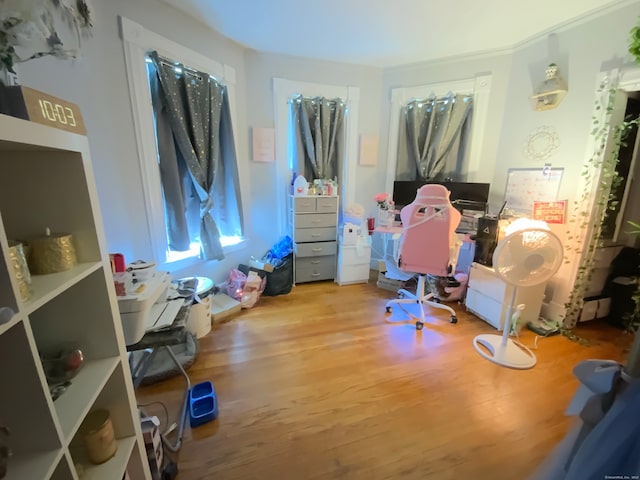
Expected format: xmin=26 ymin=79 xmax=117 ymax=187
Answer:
xmin=415 ymin=184 xmax=451 ymax=204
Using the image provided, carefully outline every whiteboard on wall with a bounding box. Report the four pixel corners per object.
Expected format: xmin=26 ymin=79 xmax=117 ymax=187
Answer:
xmin=504 ymin=167 xmax=564 ymax=214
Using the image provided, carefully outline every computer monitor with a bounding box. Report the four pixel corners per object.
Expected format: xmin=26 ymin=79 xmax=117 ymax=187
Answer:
xmin=392 ymin=180 xmax=490 ymax=211
xmin=393 ymin=180 xmax=490 ymax=234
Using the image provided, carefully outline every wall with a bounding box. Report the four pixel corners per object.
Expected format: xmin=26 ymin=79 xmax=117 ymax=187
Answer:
xmin=381 ymin=52 xmax=514 ymax=210
xmin=16 ymin=0 xmax=251 ymax=283
xmin=14 ymin=0 xmax=640 ymax=297
xmin=17 ymin=3 xmax=384 ymax=282
xmin=493 ymin=1 xmax=640 ymax=318
xmin=377 ymin=1 xmax=640 ymax=320
xmin=243 ymin=50 xmax=384 ymax=256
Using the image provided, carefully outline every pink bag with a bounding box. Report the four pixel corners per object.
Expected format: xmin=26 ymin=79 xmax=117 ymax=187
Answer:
xmin=240 ymin=271 xmax=266 ymax=309
xmin=227 ymin=268 xmax=246 ymax=301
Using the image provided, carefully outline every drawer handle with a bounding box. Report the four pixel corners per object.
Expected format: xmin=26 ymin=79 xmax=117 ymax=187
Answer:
xmin=312 ymin=248 xmax=323 ymax=252
xmin=311 ymin=272 xmax=321 ymax=277
xmin=312 ymin=234 xmax=321 ymax=237
xmin=311 ymin=220 xmax=321 ymax=223
xmin=311 ymin=260 xmax=321 ymax=264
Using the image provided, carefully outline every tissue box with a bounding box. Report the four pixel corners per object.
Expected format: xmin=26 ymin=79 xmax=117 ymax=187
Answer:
xmin=341 ymin=223 xmax=360 ymax=246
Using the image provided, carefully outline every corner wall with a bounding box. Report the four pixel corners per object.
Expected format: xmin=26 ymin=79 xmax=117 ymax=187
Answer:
xmin=494 ymin=2 xmax=640 ymax=319
xmin=243 ymin=50 xmax=384 ymax=256
xmin=15 ymin=0 xmax=250 ymax=282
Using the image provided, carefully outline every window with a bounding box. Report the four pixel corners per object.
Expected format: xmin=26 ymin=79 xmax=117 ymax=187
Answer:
xmin=289 ymin=94 xmax=346 ymax=182
xmin=396 ymin=94 xmax=473 ymax=182
xmin=145 ymin=54 xmax=243 ymax=263
xmin=121 ymin=17 xmax=248 ymax=269
xmin=273 ymin=78 xmax=360 ymax=237
xmin=384 ymin=74 xmax=493 ymax=195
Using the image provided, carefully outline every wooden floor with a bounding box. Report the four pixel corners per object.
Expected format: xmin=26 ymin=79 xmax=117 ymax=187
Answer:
xmin=137 ymin=278 xmax=634 ymax=480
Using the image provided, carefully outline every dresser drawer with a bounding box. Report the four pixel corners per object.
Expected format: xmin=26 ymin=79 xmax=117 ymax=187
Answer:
xmin=468 ymin=263 xmax=507 ymax=302
xmin=292 ymin=196 xmax=316 ymax=213
xmin=465 ymin=288 xmax=503 ymax=330
xmin=295 ymin=241 xmax=337 ymax=257
xmin=337 ymin=264 xmax=370 ymax=285
xmin=295 ymin=256 xmax=336 ymax=282
xmin=295 ymin=227 xmax=336 ymax=243
xmin=316 ymin=196 xmax=338 ymax=213
xmin=339 ymin=244 xmax=371 ymax=266
xmin=295 ymin=213 xmax=336 ymax=228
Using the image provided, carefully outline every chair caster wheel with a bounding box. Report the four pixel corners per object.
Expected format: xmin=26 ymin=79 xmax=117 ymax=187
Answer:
xmin=433 ymin=298 xmax=441 ymax=303
xmin=385 ymin=306 xmax=392 ymax=313
xmin=450 ymin=316 xmax=458 ymax=324
xmin=415 ymin=321 xmax=424 ymax=330
xmin=397 ymin=292 xmax=404 ymax=299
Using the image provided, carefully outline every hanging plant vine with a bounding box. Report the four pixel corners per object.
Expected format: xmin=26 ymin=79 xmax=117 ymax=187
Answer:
xmin=562 ymin=80 xmax=640 ymax=331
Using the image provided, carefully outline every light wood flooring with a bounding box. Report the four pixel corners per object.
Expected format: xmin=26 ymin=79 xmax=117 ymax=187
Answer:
xmin=136 ymin=277 xmax=634 ymax=480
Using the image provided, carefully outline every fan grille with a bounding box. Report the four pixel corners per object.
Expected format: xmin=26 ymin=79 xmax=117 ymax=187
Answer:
xmin=493 ymin=228 xmax=563 ymax=287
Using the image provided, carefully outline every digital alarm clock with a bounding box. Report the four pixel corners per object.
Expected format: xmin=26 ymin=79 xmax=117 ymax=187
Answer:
xmin=1 ymin=85 xmax=86 ymax=135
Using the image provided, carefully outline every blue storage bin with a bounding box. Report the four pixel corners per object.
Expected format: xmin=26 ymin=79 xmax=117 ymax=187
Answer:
xmin=189 ymin=381 xmax=218 ymax=427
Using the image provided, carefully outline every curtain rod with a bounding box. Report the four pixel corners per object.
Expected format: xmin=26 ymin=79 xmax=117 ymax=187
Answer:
xmin=151 ymin=52 xmax=222 ymax=84
xmin=288 ymin=95 xmax=345 ymax=105
xmin=407 ymin=94 xmax=473 ymax=105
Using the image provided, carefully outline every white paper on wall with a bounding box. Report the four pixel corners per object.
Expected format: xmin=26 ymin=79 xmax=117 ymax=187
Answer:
xmin=252 ymin=127 xmax=275 ymax=162
xmin=504 ymin=167 xmax=563 ymax=214
xmin=359 ymin=134 xmax=378 ymax=166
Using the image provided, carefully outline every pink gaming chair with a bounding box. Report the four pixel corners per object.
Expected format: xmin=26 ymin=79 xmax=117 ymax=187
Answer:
xmin=385 ymin=184 xmax=462 ymax=330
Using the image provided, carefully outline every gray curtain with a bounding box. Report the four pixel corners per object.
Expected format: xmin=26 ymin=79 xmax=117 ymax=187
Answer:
xmin=149 ymin=51 xmax=242 ymax=261
xmin=396 ymin=93 xmax=473 ymax=181
xmin=290 ymin=94 xmax=345 ymax=181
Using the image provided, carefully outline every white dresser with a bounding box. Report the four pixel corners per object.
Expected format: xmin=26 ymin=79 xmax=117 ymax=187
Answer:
xmin=465 ymin=262 xmax=545 ymax=331
xmin=337 ymin=235 xmax=371 ymax=285
xmin=290 ymin=195 xmax=339 ymax=283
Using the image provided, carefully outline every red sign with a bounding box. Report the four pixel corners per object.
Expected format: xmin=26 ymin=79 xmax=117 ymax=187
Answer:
xmin=532 ymin=201 xmax=566 ymax=224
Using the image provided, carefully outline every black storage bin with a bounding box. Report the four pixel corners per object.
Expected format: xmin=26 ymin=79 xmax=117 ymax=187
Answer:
xmin=263 ymin=253 xmax=293 ymax=296
xmin=607 ymin=277 xmax=638 ymax=330
xmin=603 ymin=247 xmax=640 ymax=330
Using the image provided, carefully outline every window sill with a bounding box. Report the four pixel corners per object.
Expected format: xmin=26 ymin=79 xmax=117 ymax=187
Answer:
xmin=160 ymin=238 xmax=249 ymax=274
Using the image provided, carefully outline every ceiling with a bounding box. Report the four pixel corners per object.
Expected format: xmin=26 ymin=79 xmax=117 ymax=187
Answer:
xmin=162 ymin=0 xmax=625 ymax=68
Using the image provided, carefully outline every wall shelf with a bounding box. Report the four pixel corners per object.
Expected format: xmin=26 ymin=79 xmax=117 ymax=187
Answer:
xmin=4 ymin=449 xmax=62 ymax=480
xmin=71 ymin=435 xmax=137 ymax=480
xmin=22 ymin=261 xmax=102 ymax=315
xmin=54 ymin=357 xmax=119 ymax=442
xmin=0 ymin=114 xmax=150 ymax=480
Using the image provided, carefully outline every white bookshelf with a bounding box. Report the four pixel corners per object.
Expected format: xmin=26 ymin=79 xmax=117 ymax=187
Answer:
xmin=0 ymin=114 xmax=151 ymax=480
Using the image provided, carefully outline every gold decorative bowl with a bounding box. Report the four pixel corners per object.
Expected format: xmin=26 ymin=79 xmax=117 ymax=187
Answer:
xmin=29 ymin=230 xmax=77 ymax=275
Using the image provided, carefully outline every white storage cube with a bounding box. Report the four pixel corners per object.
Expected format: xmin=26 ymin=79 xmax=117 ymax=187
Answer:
xmin=337 ymin=241 xmax=371 ymax=285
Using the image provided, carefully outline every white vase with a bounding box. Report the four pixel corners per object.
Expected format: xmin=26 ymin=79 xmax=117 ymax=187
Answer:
xmin=377 ymin=208 xmax=394 ymax=228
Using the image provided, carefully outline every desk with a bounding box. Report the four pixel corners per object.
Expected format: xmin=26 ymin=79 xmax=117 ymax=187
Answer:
xmin=127 ymin=290 xmax=194 ymax=453
xmin=373 ymin=225 xmax=411 ymax=281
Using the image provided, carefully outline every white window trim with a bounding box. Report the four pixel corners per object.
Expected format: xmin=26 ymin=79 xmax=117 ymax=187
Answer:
xmin=571 ymin=68 xmax=640 ymax=255
xmin=385 ymin=74 xmax=493 ymax=195
xmin=120 ymin=16 xmax=248 ymax=268
xmin=273 ymin=78 xmax=360 ymax=237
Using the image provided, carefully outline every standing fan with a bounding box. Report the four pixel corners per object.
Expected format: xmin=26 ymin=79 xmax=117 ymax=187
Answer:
xmin=473 ymin=225 xmax=563 ymax=369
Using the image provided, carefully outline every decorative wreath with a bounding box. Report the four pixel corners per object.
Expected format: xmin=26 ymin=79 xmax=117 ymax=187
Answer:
xmin=524 ymin=125 xmax=560 ymax=162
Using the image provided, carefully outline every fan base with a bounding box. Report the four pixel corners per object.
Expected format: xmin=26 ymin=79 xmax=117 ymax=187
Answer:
xmin=473 ymin=334 xmax=536 ymax=369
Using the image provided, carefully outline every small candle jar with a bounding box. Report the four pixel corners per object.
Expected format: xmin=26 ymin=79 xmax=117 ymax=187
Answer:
xmin=79 ymin=409 xmax=117 ymax=465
